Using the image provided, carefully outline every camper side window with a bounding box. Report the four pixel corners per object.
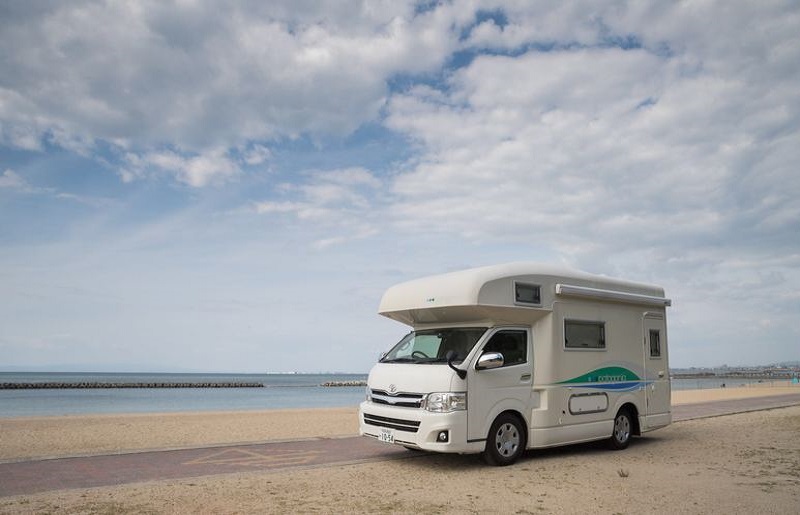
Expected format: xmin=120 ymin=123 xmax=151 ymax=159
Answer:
xmin=649 ymin=329 xmax=661 ymax=358
xmin=565 ymin=320 xmax=606 ymax=350
xmin=482 ymin=330 xmax=527 ymax=366
xmin=514 ymin=282 xmax=541 ymax=306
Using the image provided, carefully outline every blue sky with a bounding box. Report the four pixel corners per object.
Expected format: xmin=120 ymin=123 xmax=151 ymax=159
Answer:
xmin=1 ymin=1 xmax=799 ymax=373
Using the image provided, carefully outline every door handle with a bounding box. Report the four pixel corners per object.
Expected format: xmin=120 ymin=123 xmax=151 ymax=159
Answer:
xmin=520 ymin=374 xmax=532 ymax=381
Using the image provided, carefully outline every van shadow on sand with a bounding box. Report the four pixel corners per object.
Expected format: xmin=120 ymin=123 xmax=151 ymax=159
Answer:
xmin=397 ymin=434 xmax=668 ymax=472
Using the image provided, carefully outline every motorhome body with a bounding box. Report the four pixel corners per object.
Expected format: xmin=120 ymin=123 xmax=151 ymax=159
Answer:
xmin=358 ymin=263 xmax=672 ymax=465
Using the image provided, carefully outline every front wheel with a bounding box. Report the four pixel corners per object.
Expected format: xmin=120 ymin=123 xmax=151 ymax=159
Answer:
xmin=608 ymin=408 xmax=632 ymax=450
xmin=483 ymin=413 xmax=526 ymax=466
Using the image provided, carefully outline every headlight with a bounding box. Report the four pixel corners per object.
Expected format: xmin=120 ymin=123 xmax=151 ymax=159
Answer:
xmin=424 ymin=392 xmax=467 ymax=412
xmin=365 ymin=386 xmax=372 ymax=402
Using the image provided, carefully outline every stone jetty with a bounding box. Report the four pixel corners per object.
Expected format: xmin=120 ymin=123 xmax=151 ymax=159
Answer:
xmin=0 ymin=382 xmax=264 ymax=389
xmin=320 ymin=380 xmax=367 ymax=387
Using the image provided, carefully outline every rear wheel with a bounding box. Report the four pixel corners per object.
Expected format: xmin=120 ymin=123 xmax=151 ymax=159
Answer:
xmin=608 ymin=408 xmax=632 ymax=450
xmin=483 ymin=413 xmax=526 ymax=466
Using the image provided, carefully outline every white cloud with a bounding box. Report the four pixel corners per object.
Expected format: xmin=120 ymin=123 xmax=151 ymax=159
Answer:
xmin=0 ymin=1 xmax=465 ymax=185
xmin=384 ymin=6 xmax=800 ymax=255
xmin=0 ymin=169 xmax=116 ymax=207
xmin=0 ymin=169 xmax=28 ymax=190
xmin=254 ymin=166 xmax=382 ymax=247
xmin=387 ymin=49 xmax=677 ymax=245
xmin=254 ymin=201 xmax=304 ymax=215
xmin=121 ymin=148 xmax=241 ymax=187
xmin=313 ymin=225 xmax=379 ymax=250
xmin=242 ymin=144 xmax=272 ymax=166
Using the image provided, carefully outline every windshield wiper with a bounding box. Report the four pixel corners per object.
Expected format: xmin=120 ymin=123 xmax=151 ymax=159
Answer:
xmin=380 ymin=357 xmax=417 ymax=363
xmin=381 ymin=356 xmax=464 ymax=365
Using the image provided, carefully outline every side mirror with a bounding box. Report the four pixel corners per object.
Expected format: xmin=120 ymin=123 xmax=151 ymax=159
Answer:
xmin=475 ymin=352 xmax=504 ymax=370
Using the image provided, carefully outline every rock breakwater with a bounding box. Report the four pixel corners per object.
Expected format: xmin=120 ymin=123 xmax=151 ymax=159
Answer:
xmin=320 ymin=380 xmax=367 ymax=387
xmin=0 ymin=382 xmax=264 ymax=389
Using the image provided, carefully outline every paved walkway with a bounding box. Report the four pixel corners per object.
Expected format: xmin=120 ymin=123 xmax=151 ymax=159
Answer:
xmin=2 ymin=393 xmax=799 ymax=497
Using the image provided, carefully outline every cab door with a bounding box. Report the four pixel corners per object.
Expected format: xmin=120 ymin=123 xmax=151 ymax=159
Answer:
xmin=466 ymin=327 xmax=532 ymax=443
xmin=643 ymin=313 xmax=670 ymax=428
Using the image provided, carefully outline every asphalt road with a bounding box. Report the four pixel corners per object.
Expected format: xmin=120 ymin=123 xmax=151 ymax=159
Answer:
xmin=2 ymin=393 xmax=799 ymax=497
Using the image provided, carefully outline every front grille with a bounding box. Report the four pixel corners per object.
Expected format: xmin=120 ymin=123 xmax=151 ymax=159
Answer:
xmin=363 ymin=413 xmax=421 ymax=433
xmin=370 ymin=389 xmax=424 ymax=408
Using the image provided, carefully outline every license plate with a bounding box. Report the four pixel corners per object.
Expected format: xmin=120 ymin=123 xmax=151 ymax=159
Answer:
xmin=379 ymin=428 xmax=395 ymax=444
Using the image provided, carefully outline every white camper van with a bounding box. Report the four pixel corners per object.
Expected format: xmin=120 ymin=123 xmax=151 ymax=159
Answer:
xmin=358 ymin=263 xmax=671 ymax=465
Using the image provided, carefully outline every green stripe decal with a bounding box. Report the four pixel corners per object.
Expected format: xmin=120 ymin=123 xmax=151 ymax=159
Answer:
xmin=559 ymin=366 xmax=640 ymax=384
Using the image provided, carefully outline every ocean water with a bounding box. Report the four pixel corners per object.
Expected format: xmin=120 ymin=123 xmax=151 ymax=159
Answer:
xmin=670 ymin=376 xmax=788 ymax=391
xmin=0 ymin=373 xmax=368 ymax=417
xmin=0 ymin=372 xmax=787 ymax=418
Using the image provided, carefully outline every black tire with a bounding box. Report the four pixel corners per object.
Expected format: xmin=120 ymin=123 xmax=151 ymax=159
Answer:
xmin=482 ymin=413 xmax=526 ymax=466
xmin=608 ymin=408 xmax=632 ymax=450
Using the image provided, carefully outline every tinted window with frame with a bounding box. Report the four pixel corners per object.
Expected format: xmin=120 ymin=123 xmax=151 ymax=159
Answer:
xmin=482 ymin=330 xmax=528 ymax=366
xmin=649 ymin=329 xmax=661 ymax=357
xmin=514 ymin=282 xmax=541 ymax=305
xmin=565 ymin=320 xmax=606 ymax=349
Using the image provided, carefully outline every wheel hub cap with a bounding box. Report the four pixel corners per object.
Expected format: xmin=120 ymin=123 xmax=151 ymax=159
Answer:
xmin=496 ymin=423 xmax=519 ymax=456
xmin=615 ymin=416 xmax=630 ymax=441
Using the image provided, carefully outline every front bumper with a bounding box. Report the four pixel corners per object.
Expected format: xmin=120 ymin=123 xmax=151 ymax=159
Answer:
xmin=358 ymin=401 xmax=479 ymax=453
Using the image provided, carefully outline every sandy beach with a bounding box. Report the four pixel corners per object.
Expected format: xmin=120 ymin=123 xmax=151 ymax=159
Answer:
xmin=0 ymin=407 xmax=359 ymax=462
xmin=1 ymin=385 xmax=798 ymax=514
xmin=671 ymin=382 xmax=798 ymax=405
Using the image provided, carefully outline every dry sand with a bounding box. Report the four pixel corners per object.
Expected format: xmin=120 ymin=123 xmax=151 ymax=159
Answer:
xmin=672 ymin=382 xmax=798 ymax=405
xmin=0 ymin=407 xmax=359 ymax=462
xmin=1 ymin=385 xmax=799 ymax=514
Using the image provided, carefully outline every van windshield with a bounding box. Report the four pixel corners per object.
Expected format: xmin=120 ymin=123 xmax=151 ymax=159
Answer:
xmin=380 ymin=328 xmax=487 ymax=364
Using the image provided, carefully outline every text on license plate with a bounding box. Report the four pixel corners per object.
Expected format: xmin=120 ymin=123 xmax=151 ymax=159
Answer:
xmin=379 ymin=428 xmax=395 ymax=443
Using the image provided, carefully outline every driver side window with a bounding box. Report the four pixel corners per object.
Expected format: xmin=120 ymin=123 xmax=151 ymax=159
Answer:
xmin=482 ymin=330 xmax=528 ymax=367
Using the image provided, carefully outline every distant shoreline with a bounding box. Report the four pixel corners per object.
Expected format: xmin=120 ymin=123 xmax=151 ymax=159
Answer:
xmin=672 ymin=373 xmax=796 ymax=380
xmin=1 ymin=380 xmax=367 ymax=389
